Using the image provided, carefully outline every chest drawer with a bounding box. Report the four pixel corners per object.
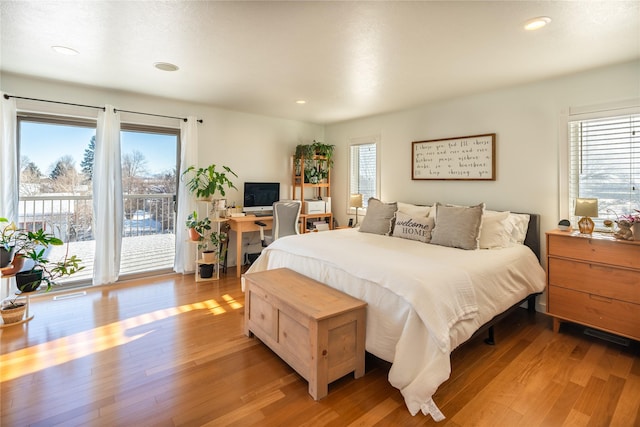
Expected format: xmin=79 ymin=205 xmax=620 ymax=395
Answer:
xmin=548 ymin=257 xmax=640 ymax=304
xmin=547 ymin=234 xmax=640 ymax=269
xmin=548 ymin=285 xmax=640 ymax=341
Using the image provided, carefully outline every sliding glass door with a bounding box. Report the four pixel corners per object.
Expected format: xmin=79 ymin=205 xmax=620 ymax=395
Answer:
xmin=18 ymin=116 xmax=179 ymax=286
xmin=119 ymin=125 xmax=179 ymax=276
xmin=18 ymin=116 xmax=96 ymax=285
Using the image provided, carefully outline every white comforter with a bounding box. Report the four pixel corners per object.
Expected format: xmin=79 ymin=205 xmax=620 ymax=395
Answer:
xmin=244 ymin=228 xmax=546 ymax=420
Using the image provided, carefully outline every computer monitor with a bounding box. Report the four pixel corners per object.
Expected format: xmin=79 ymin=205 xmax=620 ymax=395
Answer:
xmin=243 ymin=182 xmax=280 ymax=213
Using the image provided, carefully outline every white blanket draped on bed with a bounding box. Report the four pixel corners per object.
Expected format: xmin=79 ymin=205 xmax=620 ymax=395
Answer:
xmin=245 ymin=228 xmax=546 ymax=420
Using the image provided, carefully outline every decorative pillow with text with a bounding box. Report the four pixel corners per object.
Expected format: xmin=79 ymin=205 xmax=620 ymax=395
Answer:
xmin=392 ymin=211 xmax=435 ymax=243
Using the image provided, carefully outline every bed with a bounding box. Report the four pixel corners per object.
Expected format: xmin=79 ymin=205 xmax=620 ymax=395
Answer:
xmin=244 ymin=201 xmax=546 ymax=421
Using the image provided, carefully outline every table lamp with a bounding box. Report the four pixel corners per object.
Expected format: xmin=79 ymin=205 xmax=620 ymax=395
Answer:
xmin=350 ymin=194 xmax=363 ymax=227
xmin=575 ymin=198 xmax=598 ymax=234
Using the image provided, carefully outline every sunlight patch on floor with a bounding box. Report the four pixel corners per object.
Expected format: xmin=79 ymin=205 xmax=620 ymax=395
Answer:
xmin=0 ymin=296 xmax=244 ymax=382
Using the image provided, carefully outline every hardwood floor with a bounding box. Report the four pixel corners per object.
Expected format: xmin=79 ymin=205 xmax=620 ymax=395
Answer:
xmin=1 ymin=271 xmax=638 ymax=426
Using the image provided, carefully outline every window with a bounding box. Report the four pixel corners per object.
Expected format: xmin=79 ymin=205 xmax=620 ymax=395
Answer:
xmin=349 ymin=136 xmax=379 ymax=211
xmin=18 ymin=115 xmax=180 ymax=285
xmin=568 ymin=112 xmax=639 ymax=228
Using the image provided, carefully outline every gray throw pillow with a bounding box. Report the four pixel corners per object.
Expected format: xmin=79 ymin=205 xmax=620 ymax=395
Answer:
xmin=430 ymin=203 xmax=485 ymax=250
xmin=359 ymin=198 xmax=397 ymax=235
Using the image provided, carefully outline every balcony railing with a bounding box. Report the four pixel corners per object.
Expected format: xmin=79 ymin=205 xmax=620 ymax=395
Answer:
xmin=19 ymin=194 xmax=176 ymax=240
xmin=17 ymin=194 xmax=176 ymax=283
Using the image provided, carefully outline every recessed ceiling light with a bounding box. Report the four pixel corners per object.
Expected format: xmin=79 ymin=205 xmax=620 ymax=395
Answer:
xmin=51 ymin=45 xmax=79 ymax=55
xmin=524 ymin=16 xmax=551 ymax=31
xmin=154 ymin=62 xmax=179 ymax=72
xmin=296 ymin=100 xmax=307 ymax=104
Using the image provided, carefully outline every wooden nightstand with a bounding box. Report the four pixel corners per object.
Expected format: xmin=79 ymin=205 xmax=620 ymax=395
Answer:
xmin=546 ymin=230 xmax=640 ymax=341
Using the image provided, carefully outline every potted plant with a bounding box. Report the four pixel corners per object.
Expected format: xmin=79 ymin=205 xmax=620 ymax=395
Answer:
xmin=312 ymin=140 xmax=335 ymax=170
xmin=181 ymin=164 xmax=238 ymax=201
xmin=1 ymin=227 xmax=84 ymax=324
xmin=11 ymin=228 xmax=84 ymax=293
xmin=621 ymin=209 xmax=640 ymax=241
xmin=294 ymin=142 xmax=334 ymax=183
xmin=1 ymin=294 xmax=28 ymax=325
xmin=294 ymin=144 xmax=316 ymax=177
xmin=185 ymin=211 xmax=211 ymax=241
xmin=0 ymin=217 xmax=16 ymax=268
xmin=199 ymin=230 xmax=227 ymax=263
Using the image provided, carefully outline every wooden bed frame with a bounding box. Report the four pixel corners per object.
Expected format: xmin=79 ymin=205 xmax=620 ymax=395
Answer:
xmin=471 ymin=213 xmax=542 ymax=345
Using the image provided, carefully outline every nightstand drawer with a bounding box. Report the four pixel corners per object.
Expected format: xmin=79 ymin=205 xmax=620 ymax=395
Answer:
xmin=547 ymin=234 xmax=640 ymax=269
xmin=548 ymin=285 xmax=640 ymax=340
xmin=548 ymin=257 xmax=640 ymax=304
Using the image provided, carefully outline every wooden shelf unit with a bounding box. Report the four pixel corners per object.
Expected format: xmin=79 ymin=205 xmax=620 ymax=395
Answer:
xmin=292 ymin=154 xmax=333 ymax=232
xmin=193 ymin=201 xmax=227 ymax=282
xmin=546 ymin=230 xmax=640 ymax=341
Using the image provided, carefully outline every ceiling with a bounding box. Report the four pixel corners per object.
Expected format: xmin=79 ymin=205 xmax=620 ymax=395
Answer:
xmin=1 ymin=1 xmax=638 ymax=124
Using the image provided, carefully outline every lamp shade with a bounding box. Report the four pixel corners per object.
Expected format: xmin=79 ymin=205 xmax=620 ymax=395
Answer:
xmin=350 ymin=193 xmax=363 ymax=208
xmin=575 ymin=198 xmax=598 ymax=217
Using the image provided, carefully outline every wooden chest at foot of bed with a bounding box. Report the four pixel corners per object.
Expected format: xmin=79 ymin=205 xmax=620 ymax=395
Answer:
xmin=243 ymin=268 xmax=367 ymax=400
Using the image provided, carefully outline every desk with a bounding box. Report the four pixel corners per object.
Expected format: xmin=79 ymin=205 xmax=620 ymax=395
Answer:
xmin=228 ymin=213 xmax=334 ymax=277
xmin=228 ymin=216 xmax=273 ymax=277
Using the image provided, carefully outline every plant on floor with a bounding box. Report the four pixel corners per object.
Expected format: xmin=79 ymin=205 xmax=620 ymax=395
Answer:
xmin=181 ymin=164 xmax=238 ymax=200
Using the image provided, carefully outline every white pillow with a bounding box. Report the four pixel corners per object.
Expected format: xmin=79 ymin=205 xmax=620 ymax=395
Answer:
xmin=397 ymin=202 xmax=431 ymax=218
xmin=392 ymin=211 xmax=435 ymax=243
xmin=506 ymin=213 xmax=530 ymax=245
xmin=479 ymin=210 xmax=511 ymax=249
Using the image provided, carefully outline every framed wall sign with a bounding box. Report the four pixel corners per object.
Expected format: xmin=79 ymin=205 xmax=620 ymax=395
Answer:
xmin=411 ymin=133 xmax=496 ymax=181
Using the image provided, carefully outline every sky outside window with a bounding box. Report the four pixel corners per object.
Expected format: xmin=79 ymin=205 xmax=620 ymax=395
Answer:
xmin=20 ymin=122 xmax=176 ymax=181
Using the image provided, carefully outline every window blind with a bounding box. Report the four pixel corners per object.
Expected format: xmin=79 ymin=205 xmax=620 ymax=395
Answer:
xmin=350 ymin=143 xmax=377 ymax=208
xmin=568 ymin=113 xmax=640 ymax=224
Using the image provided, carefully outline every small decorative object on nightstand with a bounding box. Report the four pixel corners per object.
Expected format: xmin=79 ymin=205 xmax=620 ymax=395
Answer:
xmin=575 ymin=197 xmax=598 ymax=234
xmin=557 ymin=219 xmax=571 ymax=231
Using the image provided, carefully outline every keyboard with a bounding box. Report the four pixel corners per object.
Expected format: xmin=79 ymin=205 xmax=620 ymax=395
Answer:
xmin=253 ymin=211 xmax=273 ymax=217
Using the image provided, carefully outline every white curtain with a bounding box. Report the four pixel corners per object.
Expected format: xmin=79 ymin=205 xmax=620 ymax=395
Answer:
xmin=0 ymin=93 xmax=18 ymax=223
xmin=174 ymin=117 xmax=199 ymax=273
xmin=93 ymin=105 xmax=123 ymax=285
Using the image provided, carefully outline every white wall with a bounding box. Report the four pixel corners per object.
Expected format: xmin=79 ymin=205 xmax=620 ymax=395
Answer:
xmin=326 ymin=60 xmax=640 ymax=261
xmin=1 ymin=72 xmax=324 ymax=267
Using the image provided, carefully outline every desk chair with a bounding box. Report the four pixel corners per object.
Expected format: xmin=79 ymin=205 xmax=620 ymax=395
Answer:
xmin=247 ymin=200 xmax=301 ymax=265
